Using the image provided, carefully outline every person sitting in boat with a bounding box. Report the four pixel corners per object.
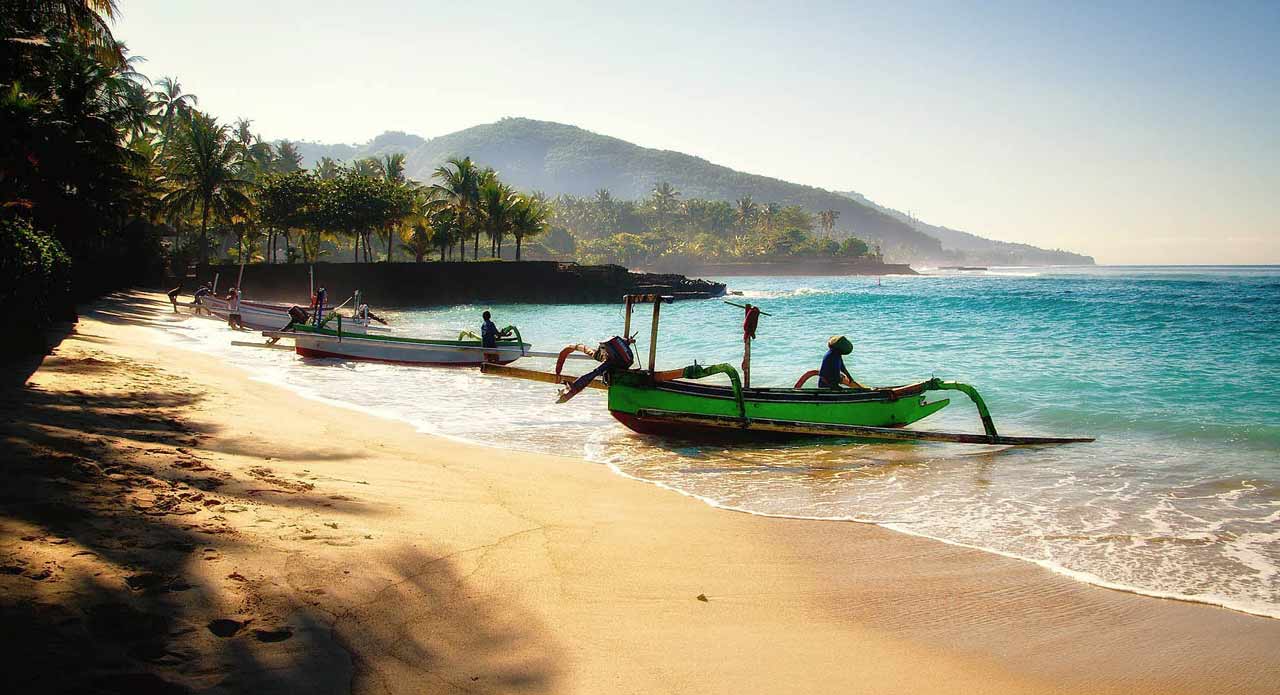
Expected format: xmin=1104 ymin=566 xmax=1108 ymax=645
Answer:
xmin=481 ymin=311 xmax=514 ymax=363
xmin=481 ymin=311 xmax=513 ymax=347
xmin=819 ymin=335 xmax=866 ymax=389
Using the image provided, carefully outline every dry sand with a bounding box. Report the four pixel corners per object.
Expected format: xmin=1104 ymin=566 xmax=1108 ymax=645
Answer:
xmin=0 ymin=291 xmax=1276 ymax=694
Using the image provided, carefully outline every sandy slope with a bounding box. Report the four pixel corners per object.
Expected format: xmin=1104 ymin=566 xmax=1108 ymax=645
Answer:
xmin=0 ymin=291 xmax=1275 ymax=694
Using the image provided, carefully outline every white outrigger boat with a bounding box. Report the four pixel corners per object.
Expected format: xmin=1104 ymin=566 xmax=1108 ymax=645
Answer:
xmin=195 ymin=285 xmax=384 ymax=334
xmin=263 ymin=320 xmax=531 ymax=366
xmin=192 ymin=293 xmax=324 ymax=331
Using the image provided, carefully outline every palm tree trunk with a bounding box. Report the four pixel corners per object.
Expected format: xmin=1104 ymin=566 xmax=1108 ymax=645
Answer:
xmin=387 ymin=226 xmax=393 ymax=263
xmin=515 ymin=236 xmax=522 ymax=261
xmin=353 ymin=232 xmax=359 ymax=262
xmin=199 ymin=201 xmax=210 ymax=265
xmin=473 ymin=230 xmax=479 ymax=260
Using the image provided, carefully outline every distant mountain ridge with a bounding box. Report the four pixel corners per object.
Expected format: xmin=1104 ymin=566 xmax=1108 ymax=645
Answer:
xmin=292 ymin=118 xmax=1092 ymax=265
xmin=836 ymin=191 xmax=1094 ymax=266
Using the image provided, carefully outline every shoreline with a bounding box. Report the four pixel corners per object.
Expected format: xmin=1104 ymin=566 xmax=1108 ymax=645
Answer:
xmin=165 ymin=309 xmax=1280 ymax=622
xmin=2 ymin=291 xmax=1278 ymax=693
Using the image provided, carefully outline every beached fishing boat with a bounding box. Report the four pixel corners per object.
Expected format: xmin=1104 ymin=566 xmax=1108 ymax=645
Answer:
xmin=193 ymin=293 xmax=326 ymax=331
xmin=482 ymin=295 xmax=1093 ymax=445
xmin=267 ymin=321 xmax=531 ymax=366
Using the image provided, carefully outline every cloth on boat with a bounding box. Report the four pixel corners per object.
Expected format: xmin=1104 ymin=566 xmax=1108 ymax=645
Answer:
xmin=743 ymin=304 xmax=761 ymax=341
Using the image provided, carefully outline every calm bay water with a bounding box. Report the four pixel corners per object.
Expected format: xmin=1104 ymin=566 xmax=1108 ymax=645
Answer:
xmin=160 ymin=266 xmax=1280 ymax=618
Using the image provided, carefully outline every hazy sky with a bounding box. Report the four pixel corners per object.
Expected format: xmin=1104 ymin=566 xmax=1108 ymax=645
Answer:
xmin=115 ymin=1 xmax=1279 ymax=264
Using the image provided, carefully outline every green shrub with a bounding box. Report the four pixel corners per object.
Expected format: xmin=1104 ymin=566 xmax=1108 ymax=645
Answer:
xmin=0 ymin=217 xmax=73 ymax=356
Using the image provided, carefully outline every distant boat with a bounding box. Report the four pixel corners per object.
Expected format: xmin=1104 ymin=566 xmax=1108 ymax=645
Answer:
xmin=941 ymin=266 xmax=988 ymax=271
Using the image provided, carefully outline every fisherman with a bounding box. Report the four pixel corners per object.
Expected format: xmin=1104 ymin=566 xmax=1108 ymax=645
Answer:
xmin=192 ymin=282 xmax=212 ymax=315
xmin=166 ymin=280 xmax=183 ymax=313
xmin=819 ymin=335 xmax=865 ymax=389
xmin=481 ymin=310 xmax=513 ymax=363
xmin=357 ymin=304 xmax=388 ymax=326
xmin=312 ymin=286 xmax=328 ymax=326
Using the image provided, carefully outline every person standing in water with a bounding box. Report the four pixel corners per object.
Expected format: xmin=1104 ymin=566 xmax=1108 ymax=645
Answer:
xmin=166 ymin=281 xmax=183 ymax=313
xmin=818 ymin=335 xmax=866 ymax=389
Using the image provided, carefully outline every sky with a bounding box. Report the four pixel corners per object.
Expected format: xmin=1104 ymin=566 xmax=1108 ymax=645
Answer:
xmin=114 ymin=0 xmax=1279 ymax=264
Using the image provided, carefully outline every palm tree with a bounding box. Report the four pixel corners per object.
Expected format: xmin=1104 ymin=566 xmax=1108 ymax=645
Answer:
xmin=818 ymin=209 xmax=840 ymax=235
xmin=400 ymin=222 xmax=434 ymax=262
xmin=24 ymin=1 xmax=125 ymax=66
xmin=478 ymin=179 xmax=515 ymax=258
xmin=161 ymin=113 xmax=253 ymax=264
xmin=230 ymin=118 xmax=274 ymax=179
xmin=314 ymin=157 xmax=340 ymax=180
xmin=734 ymin=195 xmax=758 ymax=234
xmin=593 ymin=188 xmax=616 ymax=234
xmin=351 ymin=157 xmax=380 ymax=177
xmin=650 ymin=181 xmax=680 ymax=230
xmin=374 ymin=153 xmax=415 ymax=261
xmin=117 ymin=77 xmax=158 ymax=143
xmin=151 ymin=76 xmax=197 ymax=144
xmin=274 ymin=141 xmax=303 ymax=173
xmin=760 ymin=202 xmax=781 ymax=233
xmin=376 ymin=152 xmax=407 ymax=183
xmin=509 ymin=195 xmax=548 ymax=261
xmin=429 ymin=157 xmax=482 ymax=260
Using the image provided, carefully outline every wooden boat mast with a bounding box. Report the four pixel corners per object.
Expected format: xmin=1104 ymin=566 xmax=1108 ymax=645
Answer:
xmin=622 ymin=294 xmax=673 ymax=373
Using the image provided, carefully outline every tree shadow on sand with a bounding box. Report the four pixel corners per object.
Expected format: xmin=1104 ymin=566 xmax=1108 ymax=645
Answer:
xmin=0 ymin=294 xmax=562 ymax=694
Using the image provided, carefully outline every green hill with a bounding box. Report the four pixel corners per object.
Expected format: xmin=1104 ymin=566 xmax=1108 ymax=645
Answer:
xmin=293 ymin=118 xmax=1092 ymax=265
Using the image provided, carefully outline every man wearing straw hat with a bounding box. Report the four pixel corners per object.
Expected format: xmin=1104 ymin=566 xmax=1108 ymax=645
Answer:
xmin=818 ymin=335 xmax=865 ymax=389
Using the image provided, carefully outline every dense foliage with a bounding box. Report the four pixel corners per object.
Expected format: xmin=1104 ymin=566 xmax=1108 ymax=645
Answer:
xmin=548 ymin=186 xmax=879 ymax=266
xmin=0 ymin=218 xmax=72 ymax=355
xmin=0 ymin=1 xmax=554 ymax=358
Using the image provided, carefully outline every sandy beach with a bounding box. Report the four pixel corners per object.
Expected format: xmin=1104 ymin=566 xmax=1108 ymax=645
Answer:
xmin=1 ymin=291 xmax=1276 ymax=695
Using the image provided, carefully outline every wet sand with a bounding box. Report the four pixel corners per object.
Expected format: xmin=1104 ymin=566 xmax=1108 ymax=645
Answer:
xmin=0 ymin=291 xmax=1276 ymax=694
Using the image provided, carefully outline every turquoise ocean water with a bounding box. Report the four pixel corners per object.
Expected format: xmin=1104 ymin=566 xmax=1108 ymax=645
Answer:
xmin=161 ymin=266 xmax=1280 ymax=618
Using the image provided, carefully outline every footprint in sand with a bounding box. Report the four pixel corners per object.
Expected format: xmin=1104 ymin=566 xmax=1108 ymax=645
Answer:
xmin=253 ymin=627 xmax=292 ymax=643
xmin=207 ymin=618 xmax=244 ymax=638
xmin=125 ymin=573 xmax=191 ymax=594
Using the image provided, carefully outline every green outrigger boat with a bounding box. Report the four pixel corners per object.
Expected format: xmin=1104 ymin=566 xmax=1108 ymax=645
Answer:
xmin=483 ymin=295 xmax=1093 ymax=446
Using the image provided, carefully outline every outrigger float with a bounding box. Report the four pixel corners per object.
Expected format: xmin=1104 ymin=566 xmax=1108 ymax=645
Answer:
xmin=482 ymin=294 xmax=1094 ymax=446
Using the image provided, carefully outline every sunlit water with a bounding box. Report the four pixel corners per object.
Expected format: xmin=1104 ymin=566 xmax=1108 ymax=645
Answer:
xmin=157 ymin=266 xmax=1280 ymax=618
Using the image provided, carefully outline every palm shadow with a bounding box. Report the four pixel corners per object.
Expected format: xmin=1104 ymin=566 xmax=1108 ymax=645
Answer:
xmin=0 ymin=296 xmax=563 ymax=694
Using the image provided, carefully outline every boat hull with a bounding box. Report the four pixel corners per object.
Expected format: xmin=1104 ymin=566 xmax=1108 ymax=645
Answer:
xmin=291 ymin=329 xmax=527 ymax=366
xmin=196 ymin=297 xmax=373 ymax=333
xmin=606 ymin=372 xmax=950 ymax=440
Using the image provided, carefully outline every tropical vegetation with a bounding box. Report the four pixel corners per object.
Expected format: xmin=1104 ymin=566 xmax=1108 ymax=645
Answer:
xmin=547 ymin=185 xmax=878 ymax=267
xmin=1 ymin=0 xmax=560 ymax=356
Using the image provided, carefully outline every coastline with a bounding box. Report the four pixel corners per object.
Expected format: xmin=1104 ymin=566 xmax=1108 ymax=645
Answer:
xmin=1 ymin=291 xmax=1277 ymax=694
